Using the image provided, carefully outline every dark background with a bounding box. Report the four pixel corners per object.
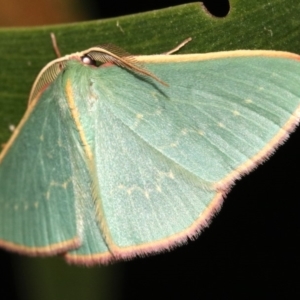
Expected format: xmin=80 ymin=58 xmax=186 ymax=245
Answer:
xmin=87 ymin=0 xmax=229 ymax=19
xmin=0 ymin=0 xmax=299 ymax=299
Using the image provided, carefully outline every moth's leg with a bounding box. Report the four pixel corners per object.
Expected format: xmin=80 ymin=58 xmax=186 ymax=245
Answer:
xmin=50 ymin=32 xmax=62 ymax=58
xmin=163 ymin=37 xmax=192 ymax=55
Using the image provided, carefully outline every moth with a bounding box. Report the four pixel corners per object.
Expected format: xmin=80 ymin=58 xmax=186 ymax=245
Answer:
xmin=0 ymin=35 xmax=299 ymax=265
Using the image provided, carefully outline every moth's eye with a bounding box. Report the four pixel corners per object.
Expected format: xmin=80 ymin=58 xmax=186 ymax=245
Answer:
xmin=81 ymin=55 xmax=96 ymax=66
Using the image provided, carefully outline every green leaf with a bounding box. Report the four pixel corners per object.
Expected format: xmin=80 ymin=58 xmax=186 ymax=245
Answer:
xmin=1 ymin=0 xmax=300 ymax=144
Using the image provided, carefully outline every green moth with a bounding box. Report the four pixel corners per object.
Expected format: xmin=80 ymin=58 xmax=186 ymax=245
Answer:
xmin=0 ymin=39 xmax=300 ymax=266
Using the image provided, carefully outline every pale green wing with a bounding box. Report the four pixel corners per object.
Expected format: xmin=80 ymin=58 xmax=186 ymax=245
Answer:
xmin=63 ymin=54 xmax=300 ymax=264
xmin=63 ymin=61 xmax=220 ymax=264
xmin=101 ymin=56 xmax=300 ymax=188
xmin=0 ymin=73 xmax=89 ymax=255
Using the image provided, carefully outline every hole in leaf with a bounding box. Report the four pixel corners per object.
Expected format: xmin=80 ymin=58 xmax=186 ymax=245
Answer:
xmin=202 ymin=0 xmax=230 ymax=17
